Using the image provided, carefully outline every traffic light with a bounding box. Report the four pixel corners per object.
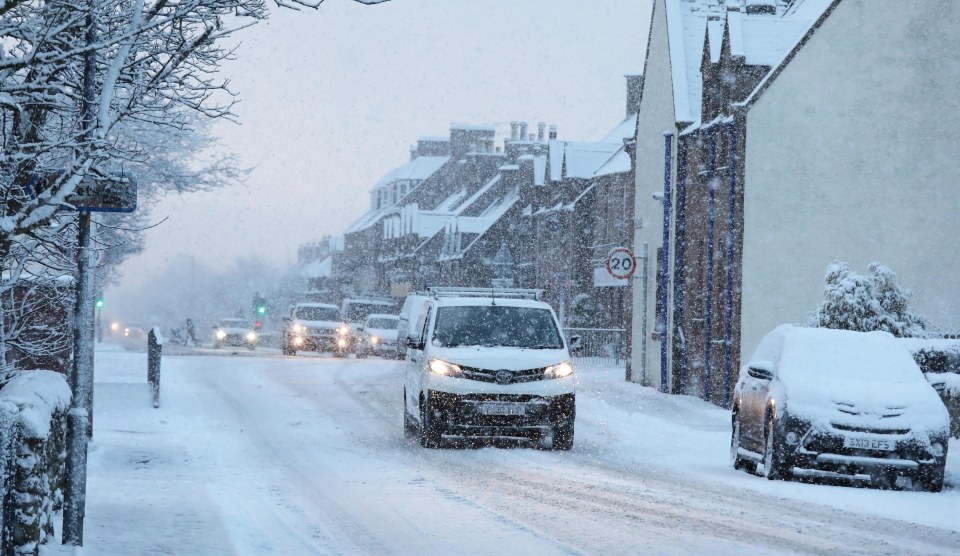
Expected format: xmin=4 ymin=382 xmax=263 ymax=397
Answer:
xmin=257 ymin=304 xmax=266 ymax=315
xmin=95 ymin=296 xmax=103 ymax=308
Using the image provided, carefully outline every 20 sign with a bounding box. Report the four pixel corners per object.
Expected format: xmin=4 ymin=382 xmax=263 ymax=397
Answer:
xmin=605 ymin=247 xmax=636 ymax=280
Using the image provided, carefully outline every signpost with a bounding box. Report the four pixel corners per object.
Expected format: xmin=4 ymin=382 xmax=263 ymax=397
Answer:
xmin=605 ymin=247 xmax=637 ymax=280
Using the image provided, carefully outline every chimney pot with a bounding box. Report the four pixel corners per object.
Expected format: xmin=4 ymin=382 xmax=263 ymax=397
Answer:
xmin=537 ymin=122 xmax=546 ymax=142
xmin=519 ymin=122 xmax=528 ymax=141
xmin=548 ymin=125 xmax=558 ymax=140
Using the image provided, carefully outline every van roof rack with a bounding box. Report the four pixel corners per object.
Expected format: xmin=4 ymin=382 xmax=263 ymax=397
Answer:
xmin=426 ymin=287 xmax=543 ymax=301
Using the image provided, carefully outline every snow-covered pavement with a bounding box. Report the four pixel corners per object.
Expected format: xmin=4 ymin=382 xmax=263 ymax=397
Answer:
xmin=50 ymin=343 xmax=960 ymax=555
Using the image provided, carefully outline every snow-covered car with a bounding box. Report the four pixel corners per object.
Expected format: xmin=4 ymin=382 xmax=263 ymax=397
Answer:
xmin=403 ymin=288 xmax=576 ymax=450
xmin=213 ymin=318 xmax=258 ymax=350
xmin=355 ymin=314 xmax=400 ymax=359
xmin=395 ymin=292 xmax=428 ymax=360
xmin=282 ymin=303 xmax=347 ymax=356
xmin=731 ymin=325 xmax=950 ymax=491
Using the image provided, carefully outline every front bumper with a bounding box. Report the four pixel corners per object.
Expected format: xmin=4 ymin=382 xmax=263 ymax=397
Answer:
xmin=426 ymin=390 xmax=575 ymax=439
xmin=781 ymin=415 xmax=946 ymax=479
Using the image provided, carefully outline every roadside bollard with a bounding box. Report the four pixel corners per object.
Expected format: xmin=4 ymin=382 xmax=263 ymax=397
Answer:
xmin=148 ymin=327 xmax=163 ymax=408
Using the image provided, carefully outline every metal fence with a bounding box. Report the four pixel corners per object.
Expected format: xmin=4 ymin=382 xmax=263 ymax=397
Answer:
xmin=563 ymin=328 xmax=626 ymax=367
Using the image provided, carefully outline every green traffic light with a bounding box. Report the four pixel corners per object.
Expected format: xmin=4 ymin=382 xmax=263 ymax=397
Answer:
xmin=257 ymin=306 xmax=266 ymax=314
xmin=95 ymin=298 xmax=104 ymax=308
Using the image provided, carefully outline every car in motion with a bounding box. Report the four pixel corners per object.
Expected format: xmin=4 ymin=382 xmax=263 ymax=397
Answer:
xmin=731 ymin=325 xmax=950 ymax=491
xmin=403 ymin=288 xmax=577 ymax=450
xmin=282 ymin=303 xmax=347 ymax=356
xmin=356 ymin=314 xmax=401 ymax=359
xmin=213 ymin=318 xmax=258 ymax=350
xmin=340 ymin=297 xmax=398 ymax=356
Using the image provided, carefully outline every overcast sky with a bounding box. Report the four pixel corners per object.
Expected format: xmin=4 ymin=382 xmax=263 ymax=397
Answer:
xmin=107 ymin=0 xmax=652 ymax=320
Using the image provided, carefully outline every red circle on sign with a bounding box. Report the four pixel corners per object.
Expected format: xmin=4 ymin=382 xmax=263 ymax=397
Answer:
xmin=606 ymin=247 xmax=636 ymax=280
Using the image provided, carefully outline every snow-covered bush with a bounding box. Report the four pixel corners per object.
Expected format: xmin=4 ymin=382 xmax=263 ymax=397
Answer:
xmin=0 ymin=371 xmax=71 ymax=554
xmin=807 ymin=262 xmax=928 ymax=338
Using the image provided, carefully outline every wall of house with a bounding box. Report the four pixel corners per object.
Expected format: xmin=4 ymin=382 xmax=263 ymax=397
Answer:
xmin=741 ymin=0 xmax=960 ymax=361
xmin=631 ymin=0 xmax=681 ymax=388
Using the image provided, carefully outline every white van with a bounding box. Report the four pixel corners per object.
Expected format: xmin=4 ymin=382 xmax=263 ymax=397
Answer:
xmin=402 ymin=288 xmax=577 ymax=450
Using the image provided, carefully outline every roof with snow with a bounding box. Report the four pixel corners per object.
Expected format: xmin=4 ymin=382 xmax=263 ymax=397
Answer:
xmin=548 ymin=141 xmax=623 ymax=181
xmin=665 ymin=0 xmax=833 ymax=126
xmin=345 ymin=156 xmax=448 ymax=234
xmin=298 ymin=256 xmax=331 ymax=279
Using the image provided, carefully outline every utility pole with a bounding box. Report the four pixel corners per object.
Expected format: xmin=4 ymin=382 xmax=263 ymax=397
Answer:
xmin=63 ymin=5 xmax=98 ymax=546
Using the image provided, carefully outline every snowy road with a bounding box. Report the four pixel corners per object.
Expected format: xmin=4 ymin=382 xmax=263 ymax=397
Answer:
xmin=75 ymin=345 xmax=960 ymax=555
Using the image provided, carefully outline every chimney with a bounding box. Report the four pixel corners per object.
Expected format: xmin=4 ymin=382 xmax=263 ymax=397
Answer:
xmin=510 ymin=121 xmax=519 ymax=141
xmin=625 ymin=74 xmax=644 ymax=117
xmin=410 ymin=145 xmax=417 ymax=161
xmin=548 ymin=125 xmax=558 ymax=140
xmin=519 ymin=122 xmax=528 ymax=141
xmin=537 ymin=122 xmax=546 ymax=142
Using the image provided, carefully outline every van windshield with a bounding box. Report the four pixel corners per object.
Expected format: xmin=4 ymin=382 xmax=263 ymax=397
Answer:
xmin=295 ymin=307 xmax=340 ymax=321
xmin=345 ymin=303 xmax=395 ymax=322
xmin=432 ymin=306 xmax=564 ymax=349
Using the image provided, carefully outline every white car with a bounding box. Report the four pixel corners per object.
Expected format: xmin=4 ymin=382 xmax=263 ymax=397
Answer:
xmin=282 ymin=303 xmax=347 ymax=356
xmin=356 ymin=314 xmax=400 ymax=358
xmin=403 ymin=288 xmax=577 ymax=450
xmin=213 ymin=318 xmax=258 ymax=350
xmin=732 ymin=325 xmax=950 ymax=491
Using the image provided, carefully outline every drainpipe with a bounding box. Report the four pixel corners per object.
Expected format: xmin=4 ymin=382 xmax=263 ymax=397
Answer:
xmin=658 ymin=132 xmax=673 ymax=393
xmin=675 ymin=136 xmax=688 ymax=395
xmin=704 ymin=130 xmax=717 ymax=402
xmin=724 ymin=122 xmax=737 ymax=407
xmin=640 ymin=242 xmax=650 ymax=386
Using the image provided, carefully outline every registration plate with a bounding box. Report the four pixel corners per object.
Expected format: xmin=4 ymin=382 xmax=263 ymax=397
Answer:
xmin=479 ymin=402 xmax=526 ymax=416
xmin=843 ymin=436 xmax=894 ymax=451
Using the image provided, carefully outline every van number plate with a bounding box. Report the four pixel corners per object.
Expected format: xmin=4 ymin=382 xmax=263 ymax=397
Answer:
xmin=843 ymin=436 xmax=893 ymax=451
xmin=479 ymin=403 xmax=525 ymax=416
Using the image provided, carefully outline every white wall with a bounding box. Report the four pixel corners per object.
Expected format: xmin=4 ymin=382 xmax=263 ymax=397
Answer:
xmin=741 ymin=0 xmax=960 ymax=359
xmin=631 ymin=0 xmax=680 ymax=387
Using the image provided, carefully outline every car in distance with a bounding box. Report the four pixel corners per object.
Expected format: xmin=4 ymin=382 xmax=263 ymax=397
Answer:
xmin=395 ymin=292 xmax=428 ymax=360
xmin=340 ymin=297 xmax=398 ymax=355
xmin=731 ymin=325 xmax=950 ymax=491
xmin=282 ymin=303 xmax=347 ymax=356
xmin=356 ymin=314 xmax=401 ymax=358
xmin=403 ymin=288 xmax=578 ymax=450
xmin=213 ymin=318 xmax=258 ymax=350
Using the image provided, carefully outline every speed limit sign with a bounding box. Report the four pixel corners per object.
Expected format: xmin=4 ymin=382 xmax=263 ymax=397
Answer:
xmin=606 ymin=247 xmax=637 ymax=280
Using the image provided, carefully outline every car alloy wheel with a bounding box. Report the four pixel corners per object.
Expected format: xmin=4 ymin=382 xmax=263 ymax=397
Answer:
xmin=763 ymin=417 xmax=789 ymax=481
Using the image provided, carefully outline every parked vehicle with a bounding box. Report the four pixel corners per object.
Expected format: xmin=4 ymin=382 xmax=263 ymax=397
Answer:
xmin=282 ymin=303 xmax=347 ymax=356
xmin=403 ymin=288 xmax=577 ymax=450
xmin=213 ymin=318 xmax=258 ymax=350
xmin=356 ymin=314 xmax=401 ymax=359
xmin=340 ymin=297 xmax=397 ymax=355
xmin=395 ymin=292 xmax=428 ymax=360
xmin=731 ymin=325 xmax=951 ymax=491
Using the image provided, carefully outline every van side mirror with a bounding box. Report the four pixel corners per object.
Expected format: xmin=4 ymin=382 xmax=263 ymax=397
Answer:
xmin=406 ymin=334 xmax=423 ymax=350
xmin=747 ymin=360 xmax=774 ymax=381
xmin=568 ymin=335 xmax=583 ymax=352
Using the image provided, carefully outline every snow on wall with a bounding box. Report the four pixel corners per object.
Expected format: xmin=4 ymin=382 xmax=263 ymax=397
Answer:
xmin=0 ymin=370 xmax=71 ymax=440
xmin=740 ymin=0 xmax=960 ymax=362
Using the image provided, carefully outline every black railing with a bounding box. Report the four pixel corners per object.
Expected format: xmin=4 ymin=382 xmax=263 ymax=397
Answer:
xmin=563 ymin=328 xmax=626 ymax=367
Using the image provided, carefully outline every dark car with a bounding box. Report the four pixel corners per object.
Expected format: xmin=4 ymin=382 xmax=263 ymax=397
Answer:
xmin=731 ymin=325 xmax=950 ymax=491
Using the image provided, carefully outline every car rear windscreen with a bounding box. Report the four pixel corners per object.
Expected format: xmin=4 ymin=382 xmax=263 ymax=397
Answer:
xmin=432 ymin=306 xmax=563 ymax=349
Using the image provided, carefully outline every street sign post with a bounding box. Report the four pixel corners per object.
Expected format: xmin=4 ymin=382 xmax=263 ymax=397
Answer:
xmin=605 ymin=247 xmax=637 ymax=280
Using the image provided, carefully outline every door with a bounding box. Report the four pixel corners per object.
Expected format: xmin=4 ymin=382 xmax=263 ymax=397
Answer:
xmin=404 ymin=304 xmax=432 ymax=417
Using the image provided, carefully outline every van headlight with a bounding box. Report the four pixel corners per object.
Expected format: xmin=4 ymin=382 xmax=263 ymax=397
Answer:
xmin=369 ymin=336 xmax=379 ymax=345
xmin=246 ymin=332 xmax=257 ymax=342
xmin=292 ymin=324 xmax=304 ymax=333
xmin=543 ymin=361 xmax=573 ymax=379
xmin=215 ymin=330 xmax=227 ymax=340
xmin=337 ymin=326 xmax=349 ymax=335
xmin=429 ymin=359 xmax=462 ymax=376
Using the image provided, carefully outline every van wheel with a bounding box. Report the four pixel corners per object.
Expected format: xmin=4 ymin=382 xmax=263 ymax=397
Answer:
xmin=551 ymin=421 xmax=574 ymax=451
xmin=419 ymin=395 xmax=442 ymax=448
